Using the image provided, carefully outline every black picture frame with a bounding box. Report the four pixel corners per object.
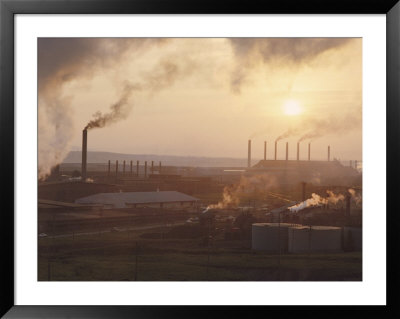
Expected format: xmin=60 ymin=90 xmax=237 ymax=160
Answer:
xmin=1 ymin=0 xmax=399 ymax=318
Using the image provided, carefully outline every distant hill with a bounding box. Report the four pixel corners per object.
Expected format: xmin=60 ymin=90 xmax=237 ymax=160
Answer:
xmin=63 ymin=151 xmax=252 ymax=168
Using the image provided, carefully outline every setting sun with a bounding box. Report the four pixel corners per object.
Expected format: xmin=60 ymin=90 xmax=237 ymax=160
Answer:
xmin=283 ymin=99 xmax=303 ymax=116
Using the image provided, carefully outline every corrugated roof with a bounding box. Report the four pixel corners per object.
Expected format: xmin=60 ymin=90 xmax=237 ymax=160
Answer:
xmin=38 ymin=199 xmax=102 ymax=209
xmin=75 ymin=191 xmax=199 ymax=208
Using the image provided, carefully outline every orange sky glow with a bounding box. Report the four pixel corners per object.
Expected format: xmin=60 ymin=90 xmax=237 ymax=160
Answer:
xmin=38 ymin=38 xmax=362 ymax=176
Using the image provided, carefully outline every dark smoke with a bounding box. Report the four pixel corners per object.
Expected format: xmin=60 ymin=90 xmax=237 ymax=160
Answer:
xmin=84 ymin=58 xmax=189 ymax=130
xmin=38 ymin=38 xmax=167 ymax=179
xmin=297 ymin=108 xmax=361 ymax=141
xmin=143 ymin=59 xmax=181 ymax=91
xmin=275 ymin=127 xmax=303 ymax=142
xmin=38 ymin=38 xmax=161 ymax=94
xmin=38 ymin=38 xmax=356 ymax=180
xmin=85 ymin=83 xmax=141 ymax=130
xmin=270 ymin=106 xmax=361 ymax=143
xmin=229 ymin=38 xmax=351 ymax=93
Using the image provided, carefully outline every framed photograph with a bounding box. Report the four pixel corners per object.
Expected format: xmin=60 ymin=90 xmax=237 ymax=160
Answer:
xmin=1 ymin=0 xmax=399 ymax=317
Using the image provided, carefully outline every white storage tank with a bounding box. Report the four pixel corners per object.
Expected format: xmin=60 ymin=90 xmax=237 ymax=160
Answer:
xmin=251 ymin=223 xmax=292 ymax=252
xmin=343 ymin=226 xmax=362 ymax=251
xmin=288 ymin=225 xmax=342 ymax=253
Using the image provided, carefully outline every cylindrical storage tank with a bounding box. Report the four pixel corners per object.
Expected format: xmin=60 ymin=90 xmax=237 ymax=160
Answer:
xmin=252 ymin=223 xmax=292 ymax=252
xmin=288 ymin=225 xmax=342 ymax=253
xmin=343 ymin=226 xmax=362 ymax=251
xmin=288 ymin=226 xmax=310 ymax=253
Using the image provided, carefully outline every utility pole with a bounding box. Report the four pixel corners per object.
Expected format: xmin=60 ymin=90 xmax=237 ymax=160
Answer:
xmin=278 ymin=211 xmax=281 ymax=280
xmin=47 ymin=258 xmax=51 ymax=281
xmin=206 ymin=217 xmax=212 ymax=280
xmin=134 ymin=241 xmax=139 ymax=281
xmin=302 ymin=182 xmax=306 ymax=201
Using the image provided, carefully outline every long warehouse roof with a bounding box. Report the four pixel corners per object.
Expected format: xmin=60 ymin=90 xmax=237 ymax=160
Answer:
xmin=38 ymin=199 xmax=102 ymax=209
xmin=75 ymin=191 xmax=199 ymax=209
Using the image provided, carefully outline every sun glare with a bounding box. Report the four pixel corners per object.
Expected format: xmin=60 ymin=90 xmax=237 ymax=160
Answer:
xmin=283 ymin=100 xmax=303 ymax=116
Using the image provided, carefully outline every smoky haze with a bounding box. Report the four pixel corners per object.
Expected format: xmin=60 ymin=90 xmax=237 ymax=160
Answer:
xmin=275 ymin=127 xmax=303 ymax=142
xmin=297 ymin=108 xmax=362 ymax=141
xmin=84 ymin=83 xmax=141 ymax=130
xmin=229 ymin=38 xmax=351 ymax=93
xmin=84 ymin=58 xmax=193 ymax=130
xmin=251 ymin=106 xmax=361 ymax=143
xmin=38 ymin=38 xmax=165 ymax=179
xmin=38 ymin=38 xmax=361 ymax=179
xmin=38 ymin=38 xmax=192 ymax=179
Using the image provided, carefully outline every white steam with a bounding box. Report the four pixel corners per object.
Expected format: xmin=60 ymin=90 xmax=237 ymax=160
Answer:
xmin=205 ymin=173 xmax=277 ymax=211
xmin=288 ymin=191 xmax=345 ymax=213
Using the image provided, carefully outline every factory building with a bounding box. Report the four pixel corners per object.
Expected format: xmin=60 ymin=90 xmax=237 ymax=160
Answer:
xmin=245 ymin=140 xmax=360 ymax=185
xmin=247 ymin=160 xmax=359 ymax=185
xmin=75 ymin=191 xmax=199 ymax=209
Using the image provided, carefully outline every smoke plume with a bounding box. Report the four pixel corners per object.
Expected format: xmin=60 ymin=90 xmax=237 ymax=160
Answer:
xmin=84 ymin=57 xmax=191 ymax=131
xmin=38 ymin=38 xmax=166 ymax=179
xmin=38 ymin=38 xmax=197 ymax=180
xmin=238 ymin=39 xmax=359 ymax=142
xmin=275 ymin=127 xmax=303 ymax=142
xmin=264 ymin=106 xmax=361 ymax=144
xmin=229 ymin=38 xmax=351 ymax=93
xmin=205 ymin=185 xmax=241 ymax=212
xmin=85 ymin=83 xmax=141 ymax=130
xmin=288 ymin=190 xmax=345 ymax=213
xmin=298 ymin=109 xmax=361 ymax=142
xmin=205 ymin=174 xmax=277 ymax=212
xmin=348 ymin=188 xmax=362 ymax=207
xmin=38 ymin=38 xmax=358 ymax=180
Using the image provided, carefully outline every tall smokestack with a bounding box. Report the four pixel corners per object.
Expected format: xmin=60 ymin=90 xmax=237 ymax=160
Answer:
xmin=264 ymin=141 xmax=267 ymax=160
xmin=151 ymin=161 xmax=154 ymax=174
xmin=247 ymin=140 xmax=251 ymax=168
xmin=145 ymin=161 xmax=147 ymax=178
xmin=136 ymin=160 xmax=139 ymax=177
xmin=107 ymin=160 xmax=110 ymax=178
xmin=297 ymin=142 xmax=300 ymax=161
xmin=328 ymin=146 xmax=331 ymax=161
xmin=123 ymin=160 xmax=126 ymax=175
xmin=115 ymin=160 xmax=119 ymax=178
xmin=130 ymin=160 xmax=133 ymax=175
xmin=286 ymin=142 xmax=288 ymax=161
xmin=274 ymin=141 xmax=277 ymax=160
xmin=159 ymin=161 xmax=162 ymax=173
xmin=81 ymin=129 xmax=87 ymax=181
xmin=308 ymin=143 xmax=311 ymax=161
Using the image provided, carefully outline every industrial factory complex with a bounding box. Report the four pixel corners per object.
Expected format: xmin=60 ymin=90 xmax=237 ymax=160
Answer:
xmin=38 ymin=132 xmax=362 ymax=281
xmin=34 ymin=37 xmax=365 ymax=283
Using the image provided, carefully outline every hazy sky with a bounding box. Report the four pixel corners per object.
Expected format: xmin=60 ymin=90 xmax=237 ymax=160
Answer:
xmin=38 ymin=38 xmax=362 ymax=176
